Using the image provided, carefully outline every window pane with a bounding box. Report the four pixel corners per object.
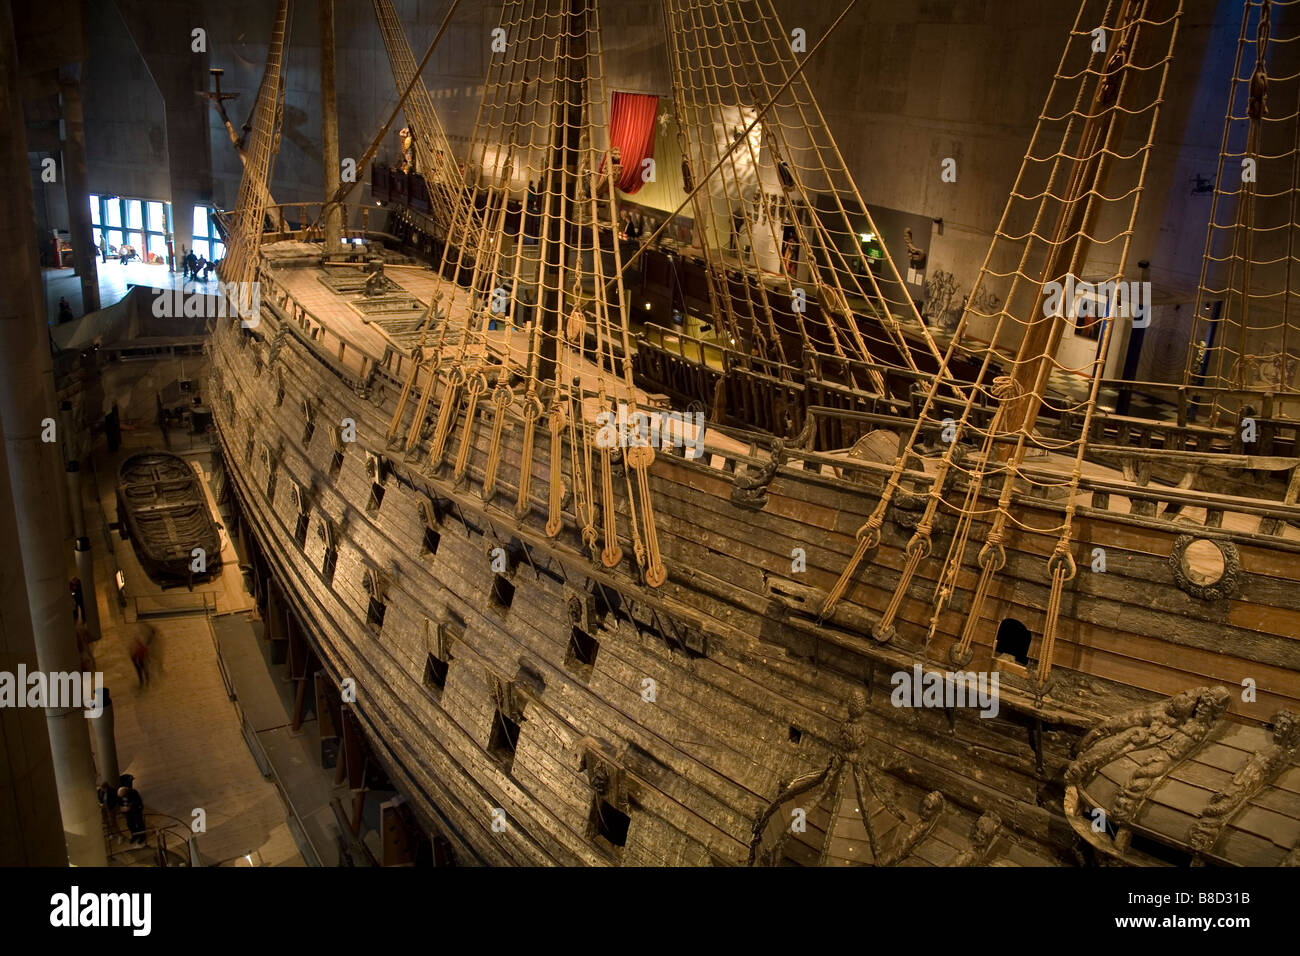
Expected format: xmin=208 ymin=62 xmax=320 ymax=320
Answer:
xmin=193 ymin=239 xmax=210 ymax=260
xmin=147 ymin=202 xmax=166 ymax=232
xmin=106 ymin=202 xmax=121 ymax=228
xmin=107 ymin=230 xmax=123 ymax=249
xmin=126 ymin=200 xmax=143 ymax=230
xmin=192 ymin=205 xmax=208 ymax=240
xmin=212 ymin=242 xmax=225 ymax=260
xmin=89 ymin=196 xmax=100 ymax=224
xmin=147 ymin=234 xmax=167 ymax=262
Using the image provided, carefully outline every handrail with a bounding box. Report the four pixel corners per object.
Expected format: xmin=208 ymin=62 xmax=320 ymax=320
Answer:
xmin=684 ymin=406 xmax=1300 ymax=536
xmin=260 ymin=202 xmax=376 ymax=243
xmin=104 ymin=812 xmax=198 ymax=867
xmin=128 ymin=590 xmax=217 ymax=619
xmin=1099 ymin=376 xmax=1300 ymax=424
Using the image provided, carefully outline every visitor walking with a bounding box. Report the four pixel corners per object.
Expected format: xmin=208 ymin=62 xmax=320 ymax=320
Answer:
xmin=128 ymin=625 xmax=154 ymax=686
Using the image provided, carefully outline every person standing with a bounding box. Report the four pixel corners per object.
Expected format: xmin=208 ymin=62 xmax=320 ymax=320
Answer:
xmin=117 ymin=784 xmax=146 ymax=845
xmin=69 ymin=576 xmax=85 ymax=622
xmin=98 ymin=781 xmax=124 ymax=843
xmin=98 ymin=232 xmax=108 ymax=264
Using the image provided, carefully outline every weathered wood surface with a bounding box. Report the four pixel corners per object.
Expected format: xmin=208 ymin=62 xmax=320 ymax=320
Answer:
xmin=208 ymin=266 xmax=1300 ymax=865
xmin=1073 ymin=718 xmax=1300 ymax=866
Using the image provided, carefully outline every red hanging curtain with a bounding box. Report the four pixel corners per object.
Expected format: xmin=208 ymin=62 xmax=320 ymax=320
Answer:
xmin=606 ymin=92 xmax=659 ymax=195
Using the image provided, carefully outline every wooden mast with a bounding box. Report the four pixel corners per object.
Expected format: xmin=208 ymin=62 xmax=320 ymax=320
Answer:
xmin=537 ymin=0 xmax=589 ymax=386
xmin=321 ymin=0 xmax=342 ymax=253
xmin=1001 ymin=0 xmax=1148 ymax=437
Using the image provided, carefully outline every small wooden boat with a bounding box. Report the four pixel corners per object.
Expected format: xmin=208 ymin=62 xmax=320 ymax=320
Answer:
xmin=116 ymin=451 xmax=222 ymax=586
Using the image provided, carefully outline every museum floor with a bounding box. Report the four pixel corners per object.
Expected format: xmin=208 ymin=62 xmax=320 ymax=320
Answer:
xmin=76 ymin=356 xmax=362 ymax=866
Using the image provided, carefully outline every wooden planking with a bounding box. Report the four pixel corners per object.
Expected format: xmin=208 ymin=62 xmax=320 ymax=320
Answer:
xmin=266 ymin=343 xmax=1066 ymax=816
xmin=217 ymin=365 xmax=607 ymax=864
xmin=224 ymin=377 xmax=785 ymax=863
xmin=649 ymin=478 xmax=1299 ymax=714
xmin=217 ymin=294 xmax=1300 ymax=866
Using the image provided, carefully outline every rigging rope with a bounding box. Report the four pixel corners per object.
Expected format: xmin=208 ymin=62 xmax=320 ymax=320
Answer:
xmin=822 ymin=0 xmax=1182 ymax=692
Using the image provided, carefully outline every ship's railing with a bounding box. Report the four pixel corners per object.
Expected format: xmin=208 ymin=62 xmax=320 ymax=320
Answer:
xmin=257 ymin=269 xmax=403 ymax=385
xmin=640 ymin=321 xmax=1296 ymax=459
xmin=638 ymin=322 xmax=940 ymax=398
xmin=249 ymin=262 xmax=1300 ymax=539
xmin=260 ymin=203 xmax=378 ymax=243
xmin=684 ymin=406 xmax=1300 ymax=540
xmin=636 ymin=324 xmax=940 ymax=447
xmin=640 ymin=322 xmax=739 ymax=371
xmin=1101 ymin=376 xmax=1300 ymax=427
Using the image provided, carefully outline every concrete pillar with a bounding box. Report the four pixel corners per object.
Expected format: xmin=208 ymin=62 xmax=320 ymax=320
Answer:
xmin=58 ymin=401 xmax=79 ymax=542
xmin=74 ymin=538 xmax=100 ymax=641
xmin=113 ymin=2 xmax=213 ymax=244
xmin=58 ymin=75 xmax=100 ymax=313
xmin=64 ymin=460 xmax=86 ymax=538
xmin=0 ymin=0 xmax=106 ymax=867
xmin=90 ymin=686 xmax=119 ymax=788
xmin=0 ymin=375 xmax=68 ymax=866
xmin=320 ymin=0 xmax=343 ymax=253
xmin=65 ymin=458 xmax=101 ymax=640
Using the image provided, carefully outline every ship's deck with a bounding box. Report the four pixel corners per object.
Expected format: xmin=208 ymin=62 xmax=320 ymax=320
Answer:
xmin=263 ymin=242 xmax=756 ymax=454
xmin=261 ymin=242 xmax=1300 ymax=558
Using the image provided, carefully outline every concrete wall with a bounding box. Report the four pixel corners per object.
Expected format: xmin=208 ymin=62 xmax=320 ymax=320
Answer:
xmin=784 ymin=0 xmax=1242 ymax=301
xmin=83 ymin=0 xmax=170 ymax=203
xmin=197 ymin=1 xmax=497 ymax=211
xmin=75 ymin=0 xmax=1247 ymax=303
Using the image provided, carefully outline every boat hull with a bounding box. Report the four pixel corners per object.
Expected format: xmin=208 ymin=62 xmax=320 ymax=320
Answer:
xmin=206 ymin=271 xmax=1300 ymax=865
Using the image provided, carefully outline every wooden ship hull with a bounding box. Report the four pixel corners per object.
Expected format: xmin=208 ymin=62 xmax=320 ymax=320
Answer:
xmin=201 ymin=0 xmax=1300 ymax=866
xmin=207 ymin=260 xmax=1300 ymax=865
xmin=117 ymin=451 xmax=223 ymax=586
